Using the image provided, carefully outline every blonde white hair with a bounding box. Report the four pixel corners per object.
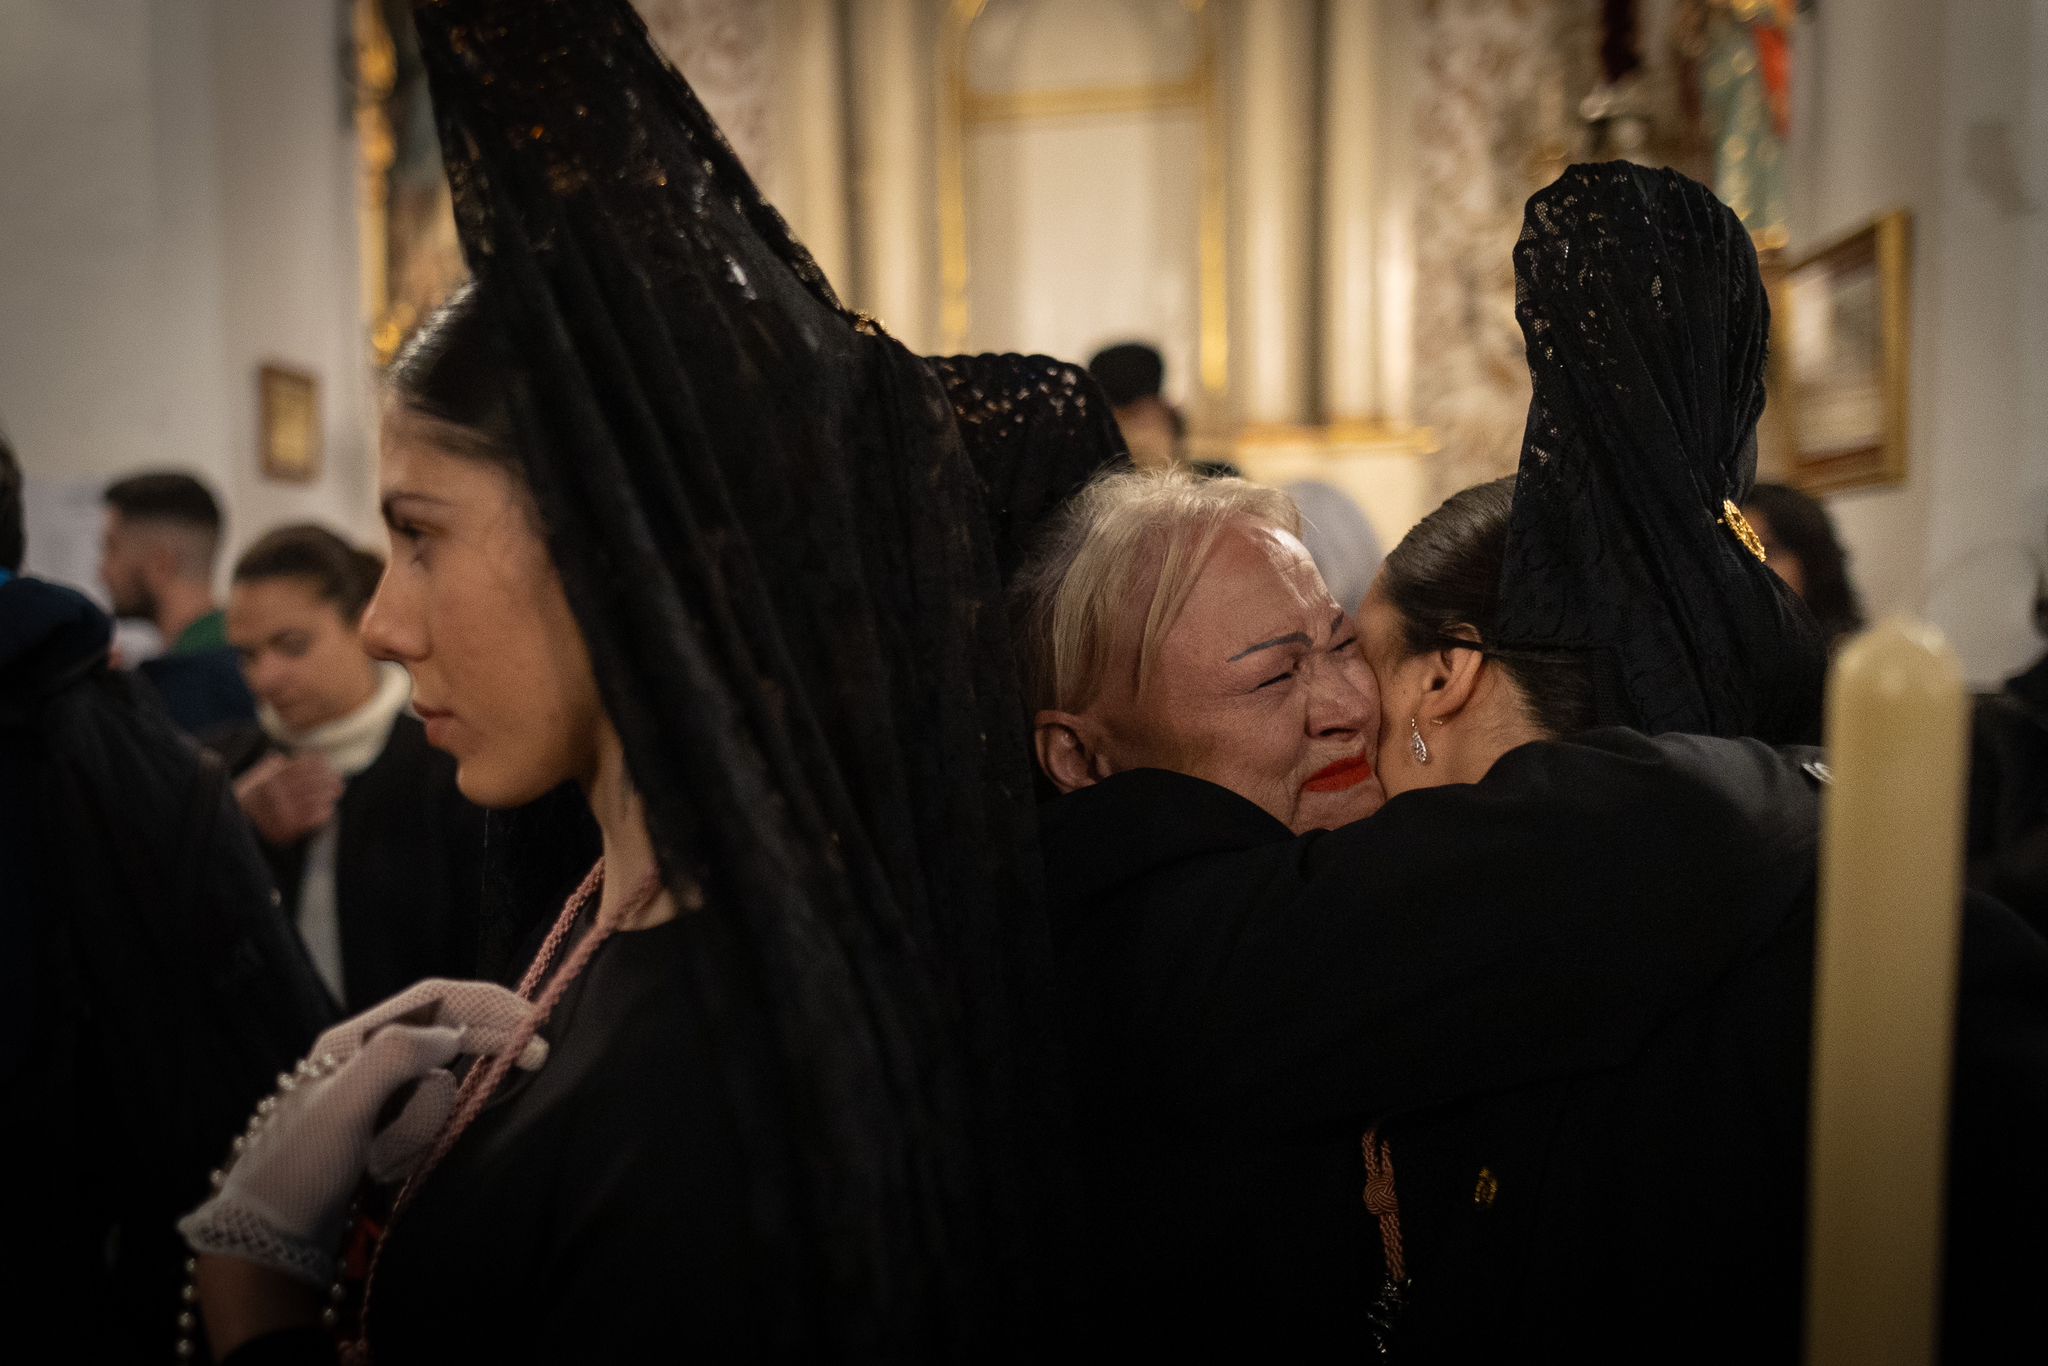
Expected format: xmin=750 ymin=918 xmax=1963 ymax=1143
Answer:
xmin=1014 ymin=468 xmax=1301 ymax=712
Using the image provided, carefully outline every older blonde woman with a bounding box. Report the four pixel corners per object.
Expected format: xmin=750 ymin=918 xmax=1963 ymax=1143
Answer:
xmin=1023 ymin=466 xmax=1829 ymax=1359
xmin=1019 ymin=470 xmax=1385 ymax=833
xmin=1023 ymin=164 xmax=2048 ymax=1362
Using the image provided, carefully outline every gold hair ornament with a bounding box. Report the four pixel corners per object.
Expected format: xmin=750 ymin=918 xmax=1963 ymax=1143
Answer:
xmin=1719 ymin=499 xmax=1768 ymax=563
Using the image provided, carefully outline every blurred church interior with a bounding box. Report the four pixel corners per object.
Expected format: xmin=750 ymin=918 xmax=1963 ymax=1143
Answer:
xmin=2 ymin=0 xmax=2041 ymax=687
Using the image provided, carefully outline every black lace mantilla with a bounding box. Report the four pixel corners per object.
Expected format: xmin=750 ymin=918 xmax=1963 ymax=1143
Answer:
xmin=1496 ymin=162 xmax=1824 ymax=744
xmin=410 ymin=0 xmax=1107 ymax=1352
xmin=931 ymin=352 xmax=1131 ymax=581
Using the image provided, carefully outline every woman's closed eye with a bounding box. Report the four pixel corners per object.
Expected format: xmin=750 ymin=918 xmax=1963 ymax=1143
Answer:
xmin=1254 ymin=645 xmax=1313 ymax=690
xmin=1255 ymin=636 xmax=1355 ymax=688
xmin=380 ymin=492 xmax=451 ymax=567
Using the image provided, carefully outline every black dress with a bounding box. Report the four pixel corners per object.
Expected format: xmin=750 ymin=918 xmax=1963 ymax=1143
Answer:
xmin=367 ymin=914 xmax=793 ymax=1361
xmin=1969 ymin=651 xmax=2048 ymax=937
xmin=1043 ymin=728 xmax=2048 ymax=1363
xmin=0 ymin=577 xmax=332 ymax=1359
xmin=224 ymin=915 xmax=797 ymax=1366
xmin=215 ymin=716 xmax=485 ymax=1010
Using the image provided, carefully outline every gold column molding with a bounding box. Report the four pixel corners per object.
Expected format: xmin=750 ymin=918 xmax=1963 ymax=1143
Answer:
xmin=853 ymin=0 xmax=938 ymax=349
xmin=935 ymin=0 xmax=980 ymax=352
xmin=774 ymin=0 xmax=853 ymax=289
xmin=1231 ymin=0 xmax=1317 ymax=426
xmin=1195 ymin=2 xmax=1227 ymax=401
xmin=354 ymin=0 xmax=398 ymax=365
xmin=1319 ymin=0 xmax=1380 ymax=424
xmin=1233 ymin=419 xmax=1438 ymax=455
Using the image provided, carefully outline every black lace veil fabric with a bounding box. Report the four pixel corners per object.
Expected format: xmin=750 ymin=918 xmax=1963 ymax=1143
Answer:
xmin=411 ymin=0 xmax=1092 ymax=1351
xmin=931 ymin=353 xmax=1131 ymax=581
xmin=1497 ymin=162 xmax=1825 ymax=744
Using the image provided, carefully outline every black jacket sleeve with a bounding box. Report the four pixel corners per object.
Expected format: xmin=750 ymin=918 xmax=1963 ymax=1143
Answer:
xmin=1053 ymin=732 xmax=1823 ymax=1137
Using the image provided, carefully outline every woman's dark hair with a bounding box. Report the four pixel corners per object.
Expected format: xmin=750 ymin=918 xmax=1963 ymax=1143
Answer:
xmin=1378 ymin=477 xmax=1600 ymax=736
xmin=1742 ymin=482 xmax=1865 ymax=644
xmin=385 ymin=287 xmax=597 ymax=966
xmin=232 ymin=524 xmax=384 ymax=624
xmin=385 ymin=283 xmax=525 ymax=471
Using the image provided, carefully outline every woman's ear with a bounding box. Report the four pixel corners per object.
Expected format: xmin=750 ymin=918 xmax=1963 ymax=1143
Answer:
xmin=1034 ymin=711 xmax=1107 ymax=795
xmin=1415 ymin=627 xmax=1487 ymax=725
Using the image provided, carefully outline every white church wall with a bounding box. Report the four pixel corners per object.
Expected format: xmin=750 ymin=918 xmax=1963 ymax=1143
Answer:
xmin=1 ymin=0 xmax=373 ymax=599
xmin=1917 ymin=0 xmax=2044 ymax=689
xmin=208 ymin=0 xmax=376 ymax=554
xmin=2021 ymin=0 xmax=2048 ymax=670
xmin=1788 ymin=0 xmax=1936 ymax=637
xmin=1794 ymin=0 xmax=2045 ymax=687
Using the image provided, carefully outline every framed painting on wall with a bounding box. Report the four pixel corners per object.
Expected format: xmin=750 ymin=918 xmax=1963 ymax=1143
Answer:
xmin=259 ymin=365 xmax=322 ymax=483
xmin=1775 ymin=209 xmax=1911 ymax=493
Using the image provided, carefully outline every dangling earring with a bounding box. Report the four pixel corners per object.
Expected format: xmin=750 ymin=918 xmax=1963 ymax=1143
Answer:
xmin=1409 ymin=717 xmax=1430 ymax=766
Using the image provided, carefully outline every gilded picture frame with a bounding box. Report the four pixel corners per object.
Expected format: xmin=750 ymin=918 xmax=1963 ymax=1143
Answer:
xmin=258 ymin=365 xmax=322 ymax=483
xmin=1775 ymin=209 xmax=1911 ymax=493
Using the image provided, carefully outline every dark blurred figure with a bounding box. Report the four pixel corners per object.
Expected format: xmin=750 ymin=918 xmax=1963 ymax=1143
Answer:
xmin=1088 ymin=340 xmax=1240 ymax=479
xmin=0 ymin=435 xmax=332 ymax=1357
xmin=1743 ymin=482 xmax=1866 ymax=648
xmin=215 ymin=524 xmax=484 ymax=1011
xmin=1968 ymin=567 xmax=2048 ymax=938
xmin=1088 ymin=342 xmax=1177 ymax=472
xmin=101 ymin=470 xmax=256 ymax=734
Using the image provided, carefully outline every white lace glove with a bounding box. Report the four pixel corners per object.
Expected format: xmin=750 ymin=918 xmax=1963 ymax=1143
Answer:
xmin=177 ymin=979 xmax=549 ymax=1286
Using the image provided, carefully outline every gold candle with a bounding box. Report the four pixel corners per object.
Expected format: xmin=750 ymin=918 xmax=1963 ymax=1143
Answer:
xmin=1806 ymin=619 xmax=1971 ymax=1365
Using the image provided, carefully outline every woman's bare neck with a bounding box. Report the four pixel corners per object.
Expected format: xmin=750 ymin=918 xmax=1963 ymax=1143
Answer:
xmin=582 ymin=725 xmax=678 ymax=931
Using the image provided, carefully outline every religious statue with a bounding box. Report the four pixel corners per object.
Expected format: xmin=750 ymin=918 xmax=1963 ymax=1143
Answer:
xmin=1694 ymin=0 xmax=1798 ymax=249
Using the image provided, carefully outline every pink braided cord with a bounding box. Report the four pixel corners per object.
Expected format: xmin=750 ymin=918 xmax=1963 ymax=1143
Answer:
xmin=1362 ymin=1126 xmax=1407 ymax=1283
xmin=349 ymin=858 xmax=661 ymax=1356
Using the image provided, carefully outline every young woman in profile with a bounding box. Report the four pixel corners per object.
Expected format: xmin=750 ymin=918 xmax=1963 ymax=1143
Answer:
xmin=184 ymin=289 xmax=760 ymax=1364
xmin=176 ymin=2 xmax=1078 ymax=1360
xmin=219 ymin=525 xmax=482 ymax=1011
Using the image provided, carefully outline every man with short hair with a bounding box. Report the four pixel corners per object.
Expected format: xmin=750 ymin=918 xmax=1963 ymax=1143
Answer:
xmin=101 ymin=470 xmax=254 ymax=732
xmin=1086 ymin=341 xmax=1181 ymax=473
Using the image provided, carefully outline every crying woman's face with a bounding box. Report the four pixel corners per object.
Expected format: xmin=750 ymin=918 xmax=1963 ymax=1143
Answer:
xmin=1035 ymin=519 xmax=1386 ymax=834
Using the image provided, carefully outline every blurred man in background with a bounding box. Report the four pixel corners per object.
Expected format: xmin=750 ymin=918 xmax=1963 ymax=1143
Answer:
xmin=100 ymin=470 xmax=255 ymax=734
xmin=1088 ymin=341 xmax=1183 ymax=473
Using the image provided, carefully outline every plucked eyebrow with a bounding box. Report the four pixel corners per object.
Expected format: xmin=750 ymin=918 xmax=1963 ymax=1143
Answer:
xmin=1227 ymin=613 xmax=1347 ymax=663
xmin=380 ymin=491 xmax=451 ymax=528
xmin=1229 ymin=631 xmax=1310 ymax=662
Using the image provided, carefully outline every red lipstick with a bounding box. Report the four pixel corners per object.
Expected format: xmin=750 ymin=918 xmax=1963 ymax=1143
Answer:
xmin=1303 ymin=752 xmax=1376 ymax=793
